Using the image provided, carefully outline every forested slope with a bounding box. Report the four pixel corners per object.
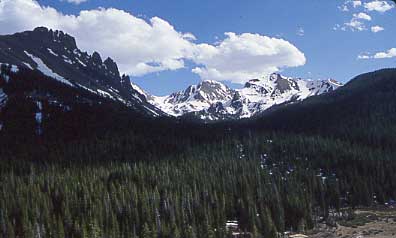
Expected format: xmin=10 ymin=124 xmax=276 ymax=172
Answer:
xmin=1 ymin=69 xmax=396 ymax=238
xmin=252 ymin=68 xmax=396 ymax=150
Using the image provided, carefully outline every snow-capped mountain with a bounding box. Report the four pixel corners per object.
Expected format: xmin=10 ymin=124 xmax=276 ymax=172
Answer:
xmin=0 ymin=27 xmax=343 ymax=125
xmin=148 ymin=73 xmax=343 ymax=120
xmin=149 ymin=80 xmax=234 ymax=116
xmin=0 ymin=27 xmax=162 ymax=117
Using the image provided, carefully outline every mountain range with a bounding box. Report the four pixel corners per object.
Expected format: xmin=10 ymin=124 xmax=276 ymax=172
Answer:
xmin=146 ymin=74 xmax=342 ymax=120
xmin=1 ymin=26 xmax=396 ymax=238
xmin=0 ymin=27 xmax=162 ymax=117
xmin=0 ymin=27 xmax=346 ymax=125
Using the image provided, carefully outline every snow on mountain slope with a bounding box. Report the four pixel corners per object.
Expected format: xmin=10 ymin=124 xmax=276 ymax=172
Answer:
xmin=0 ymin=28 xmax=342 ymax=121
xmin=0 ymin=63 xmax=17 ymax=109
xmin=0 ymin=88 xmax=7 ymax=109
xmin=149 ymin=80 xmax=234 ymax=116
xmin=24 ymin=51 xmax=74 ymax=87
xmin=148 ymin=73 xmax=343 ymax=120
xmin=0 ymin=27 xmax=163 ymax=117
xmin=130 ymin=82 xmax=151 ymax=103
xmin=226 ymin=74 xmax=342 ymax=118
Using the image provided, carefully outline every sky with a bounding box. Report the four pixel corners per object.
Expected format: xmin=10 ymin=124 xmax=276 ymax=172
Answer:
xmin=0 ymin=0 xmax=395 ymax=95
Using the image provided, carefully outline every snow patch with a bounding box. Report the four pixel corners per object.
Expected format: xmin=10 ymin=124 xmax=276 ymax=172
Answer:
xmin=62 ymin=55 xmax=73 ymax=65
xmin=35 ymin=112 xmax=42 ymax=124
xmin=23 ymin=62 xmax=33 ymax=70
xmin=0 ymin=89 xmax=7 ymax=108
xmin=97 ymin=89 xmax=115 ymax=100
xmin=36 ymin=101 xmax=43 ymax=111
xmin=11 ymin=65 xmax=18 ymax=73
xmin=47 ymin=48 xmax=58 ymax=57
xmin=76 ymin=58 xmax=87 ymax=67
xmin=0 ymin=63 xmax=19 ymax=73
xmin=130 ymin=82 xmax=147 ymax=97
xmin=77 ymin=83 xmax=97 ymax=94
xmin=24 ymin=51 xmax=74 ymax=87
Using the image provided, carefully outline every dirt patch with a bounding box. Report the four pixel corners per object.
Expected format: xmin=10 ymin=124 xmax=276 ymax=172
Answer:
xmin=309 ymin=208 xmax=396 ymax=238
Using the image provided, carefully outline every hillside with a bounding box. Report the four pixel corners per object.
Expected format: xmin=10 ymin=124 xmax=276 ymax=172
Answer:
xmin=1 ymin=29 xmax=396 ymax=238
xmin=250 ymin=68 xmax=396 ymax=149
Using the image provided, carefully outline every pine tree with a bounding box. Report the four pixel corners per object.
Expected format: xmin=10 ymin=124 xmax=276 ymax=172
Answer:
xmin=141 ymin=223 xmax=151 ymax=238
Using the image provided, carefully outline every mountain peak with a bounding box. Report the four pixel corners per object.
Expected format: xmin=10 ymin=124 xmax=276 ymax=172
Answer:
xmin=245 ymin=73 xmax=287 ymax=88
xmin=0 ymin=28 xmax=163 ymax=118
xmin=31 ymin=27 xmax=77 ymax=50
xmin=269 ymin=72 xmax=283 ymax=81
xmin=33 ymin=26 xmax=49 ymax=33
xmin=328 ymin=78 xmax=343 ymax=87
xmin=149 ymin=79 xmax=234 ymax=116
xmin=91 ymin=51 xmax=103 ymax=65
xmin=148 ymin=73 xmax=343 ymax=120
xmin=200 ymin=79 xmax=222 ymax=85
xmin=104 ymin=57 xmax=119 ymax=76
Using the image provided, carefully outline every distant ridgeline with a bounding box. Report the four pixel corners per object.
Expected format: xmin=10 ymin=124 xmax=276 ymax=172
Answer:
xmin=0 ymin=27 xmax=396 ymax=238
xmin=147 ymin=73 xmax=342 ymax=120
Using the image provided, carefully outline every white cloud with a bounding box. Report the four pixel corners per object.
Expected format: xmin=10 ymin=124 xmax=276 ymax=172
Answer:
xmin=191 ymin=33 xmax=306 ymax=83
xmin=371 ymin=25 xmax=384 ymax=32
xmin=0 ymin=0 xmax=196 ymax=76
xmin=344 ymin=19 xmax=366 ymax=31
xmin=358 ymin=48 xmax=396 ymax=59
xmin=353 ymin=12 xmax=372 ymax=21
xmin=364 ymin=1 xmax=394 ymax=12
xmin=342 ymin=12 xmax=372 ymax=31
xmin=373 ymin=48 xmax=396 ymax=58
xmin=333 ymin=24 xmax=343 ymax=31
xmin=357 ymin=54 xmax=370 ymax=59
xmin=352 ymin=1 xmax=362 ymax=8
xmin=337 ymin=1 xmax=392 ymax=33
xmin=339 ymin=0 xmax=362 ymax=11
xmin=65 ymin=0 xmax=88 ymax=4
xmin=296 ymin=27 xmax=305 ymax=36
xmin=0 ymin=0 xmax=306 ymax=84
xmin=339 ymin=5 xmax=350 ymax=12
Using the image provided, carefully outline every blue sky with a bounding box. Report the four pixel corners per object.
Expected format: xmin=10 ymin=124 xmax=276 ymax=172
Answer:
xmin=7 ymin=0 xmax=396 ymax=95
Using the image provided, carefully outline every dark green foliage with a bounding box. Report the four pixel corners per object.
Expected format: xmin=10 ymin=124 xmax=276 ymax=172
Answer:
xmin=1 ymin=68 xmax=396 ymax=237
xmin=253 ymin=68 xmax=396 ymax=151
xmin=1 ymin=133 xmax=396 ymax=237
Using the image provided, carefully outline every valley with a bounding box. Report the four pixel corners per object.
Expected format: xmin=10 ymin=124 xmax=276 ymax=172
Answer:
xmin=0 ymin=26 xmax=396 ymax=238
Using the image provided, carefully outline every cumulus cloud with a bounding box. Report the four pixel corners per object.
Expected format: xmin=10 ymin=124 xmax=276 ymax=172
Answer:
xmin=357 ymin=54 xmax=370 ymax=59
xmin=191 ymin=33 xmax=306 ymax=83
xmin=64 ymin=0 xmax=88 ymax=4
xmin=344 ymin=19 xmax=366 ymax=31
xmin=358 ymin=48 xmax=396 ymax=59
xmin=337 ymin=1 xmax=392 ymax=33
xmin=0 ymin=0 xmax=196 ymax=76
xmin=373 ymin=48 xmax=396 ymax=58
xmin=364 ymin=0 xmax=394 ymax=12
xmin=352 ymin=1 xmax=363 ymax=8
xmin=341 ymin=12 xmax=372 ymax=31
xmin=339 ymin=0 xmax=362 ymax=11
xmin=353 ymin=12 xmax=372 ymax=21
xmin=0 ymin=0 xmax=306 ymax=84
xmin=371 ymin=25 xmax=384 ymax=32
